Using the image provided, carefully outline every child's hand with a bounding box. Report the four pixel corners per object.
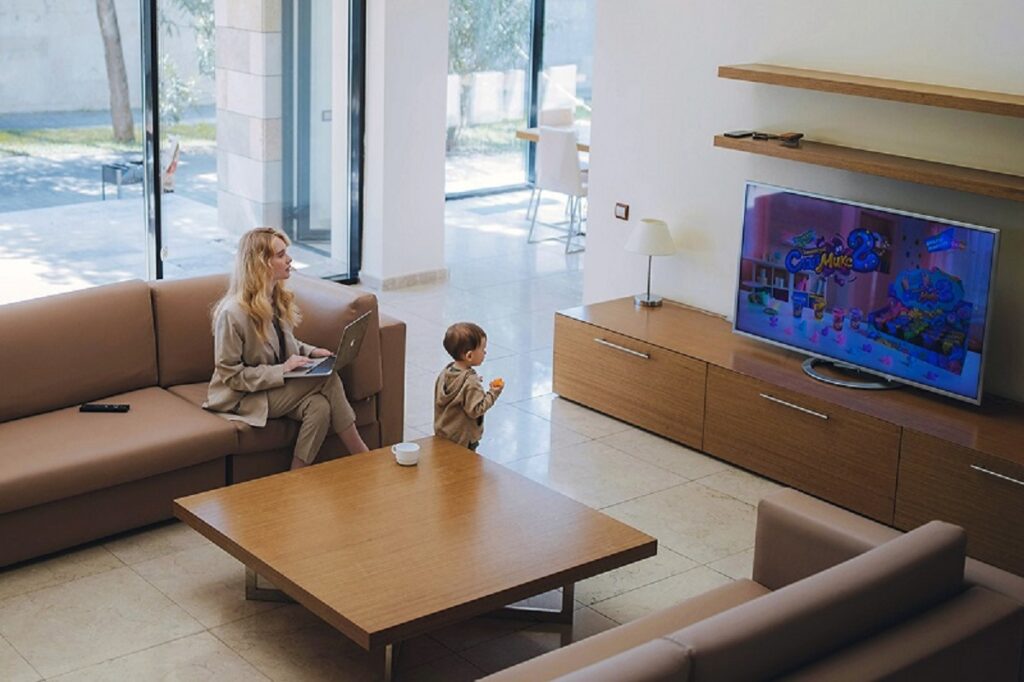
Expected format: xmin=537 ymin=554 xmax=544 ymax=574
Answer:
xmin=490 ymin=377 xmax=505 ymax=391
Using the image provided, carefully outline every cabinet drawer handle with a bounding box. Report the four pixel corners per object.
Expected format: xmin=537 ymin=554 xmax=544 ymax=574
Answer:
xmin=593 ymin=338 xmax=650 ymax=359
xmin=970 ymin=465 xmax=1024 ymax=488
xmin=758 ymin=393 xmax=829 ymax=420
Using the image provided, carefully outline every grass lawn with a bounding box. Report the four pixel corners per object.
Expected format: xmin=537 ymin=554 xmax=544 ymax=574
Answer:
xmin=0 ymin=122 xmax=215 ymax=159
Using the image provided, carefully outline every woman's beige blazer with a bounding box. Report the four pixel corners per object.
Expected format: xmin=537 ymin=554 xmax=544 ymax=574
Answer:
xmin=204 ymin=300 xmax=316 ymax=427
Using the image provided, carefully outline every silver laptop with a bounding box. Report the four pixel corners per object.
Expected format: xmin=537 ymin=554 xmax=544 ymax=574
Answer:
xmin=284 ymin=310 xmax=373 ymax=379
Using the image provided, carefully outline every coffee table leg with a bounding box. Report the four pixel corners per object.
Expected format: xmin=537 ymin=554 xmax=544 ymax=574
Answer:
xmin=244 ymin=567 xmax=295 ymax=603
xmin=492 ymin=583 xmax=575 ymax=624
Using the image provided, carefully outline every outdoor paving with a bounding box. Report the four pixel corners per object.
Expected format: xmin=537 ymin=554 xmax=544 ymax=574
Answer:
xmin=0 ymin=196 xmax=341 ymax=305
xmin=0 ymin=106 xmax=538 ymax=303
xmin=0 ymin=107 xmax=218 ymax=213
xmin=0 ymin=149 xmax=217 ymax=214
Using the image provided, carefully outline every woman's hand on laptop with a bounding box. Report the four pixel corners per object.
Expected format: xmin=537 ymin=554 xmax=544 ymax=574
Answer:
xmin=283 ymin=355 xmax=315 ymax=372
xmin=310 ymin=347 xmax=333 ymax=358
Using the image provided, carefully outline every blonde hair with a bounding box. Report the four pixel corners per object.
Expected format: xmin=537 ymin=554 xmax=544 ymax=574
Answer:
xmin=213 ymin=227 xmax=302 ymax=341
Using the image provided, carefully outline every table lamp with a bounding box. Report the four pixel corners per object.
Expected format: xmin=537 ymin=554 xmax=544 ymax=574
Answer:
xmin=625 ymin=218 xmax=676 ymax=307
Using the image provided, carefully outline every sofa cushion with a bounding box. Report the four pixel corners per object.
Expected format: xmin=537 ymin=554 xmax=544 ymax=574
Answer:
xmin=556 ymin=638 xmax=692 ymax=682
xmin=777 ymin=586 xmax=1024 ymax=682
xmin=482 ymin=579 xmax=768 ymax=682
xmin=151 ymin=274 xmax=383 ymax=401
xmin=0 ymin=387 xmax=236 ymax=514
xmin=168 ymin=382 xmax=377 ymax=454
xmin=0 ymin=280 xmax=158 ymax=423
xmin=150 ymin=274 xmax=227 ymax=387
xmin=667 ymin=521 xmax=967 ymax=682
xmin=288 ymin=275 xmax=383 ymax=401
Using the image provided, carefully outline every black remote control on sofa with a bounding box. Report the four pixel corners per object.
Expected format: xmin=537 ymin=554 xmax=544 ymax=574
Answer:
xmin=80 ymin=403 xmax=130 ymax=413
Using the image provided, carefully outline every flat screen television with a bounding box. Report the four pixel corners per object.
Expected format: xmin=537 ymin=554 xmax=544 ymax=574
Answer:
xmin=734 ymin=182 xmax=999 ymax=404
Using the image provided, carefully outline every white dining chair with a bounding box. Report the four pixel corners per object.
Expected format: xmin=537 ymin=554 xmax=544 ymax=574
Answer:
xmin=540 ymin=107 xmax=574 ymax=127
xmin=528 ymin=126 xmax=587 ymax=253
xmin=526 ymin=108 xmax=577 ymax=222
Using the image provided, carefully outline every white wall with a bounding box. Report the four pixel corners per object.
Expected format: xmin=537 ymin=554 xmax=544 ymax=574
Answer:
xmin=361 ymin=0 xmax=448 ymax=286
xmin=588 ymin=0 xmax=1024 ymax=400
xmin=0 ymin=0 xmax=211 ymax=114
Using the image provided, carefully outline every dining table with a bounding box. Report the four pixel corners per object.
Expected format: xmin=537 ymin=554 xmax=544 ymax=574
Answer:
xmin=516 ymin=122 xmax=591 ymax=153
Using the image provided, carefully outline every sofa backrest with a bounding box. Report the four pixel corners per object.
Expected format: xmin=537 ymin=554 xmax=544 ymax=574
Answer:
xmin=0 ymin=280 xmax=158 ymax=422
xmin=150 ymin=273 xmax=383 ymax=400
xmin=289 ymin=276 xmax=383 ymax=401
xmin=666 ymin=520 xmax=967 ymax=682
xmin=556 ymin=638 xmax=692 ymax=682
xmin=150 ymin=274 xmax=228 ymax=387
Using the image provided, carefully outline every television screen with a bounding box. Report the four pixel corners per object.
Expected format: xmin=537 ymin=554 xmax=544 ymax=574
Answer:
xmin=734 ymin=182 xmax=999 ymax=404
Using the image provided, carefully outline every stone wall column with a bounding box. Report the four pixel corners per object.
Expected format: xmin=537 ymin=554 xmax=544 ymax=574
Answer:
xmin=214 ymin=0 xmax=283 ymax=236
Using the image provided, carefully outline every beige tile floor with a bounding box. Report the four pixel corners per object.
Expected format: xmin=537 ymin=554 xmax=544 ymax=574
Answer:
xmin=0 ymin=191 xmax=782 ymax=680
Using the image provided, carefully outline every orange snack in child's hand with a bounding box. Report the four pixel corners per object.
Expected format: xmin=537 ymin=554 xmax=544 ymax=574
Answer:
xmin=490 ymin=377 xmax=505 ymax=390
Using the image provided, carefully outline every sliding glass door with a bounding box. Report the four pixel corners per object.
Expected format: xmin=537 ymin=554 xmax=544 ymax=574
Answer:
xmin=0 ymin=0 xmax=364 ymax=305
xmin=282 ymin=0 xmax=362 ymax=280
xmin=445 ymin=0 xmax=533 ymax=196
xmin=444 ymin=0 xmax=594 ymax=198
xmin=0 ymin=1 xmax=148 ymax=304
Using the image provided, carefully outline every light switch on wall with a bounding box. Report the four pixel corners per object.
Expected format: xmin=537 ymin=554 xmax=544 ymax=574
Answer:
xmin=614 ymin=203 xmax=630 ymax=220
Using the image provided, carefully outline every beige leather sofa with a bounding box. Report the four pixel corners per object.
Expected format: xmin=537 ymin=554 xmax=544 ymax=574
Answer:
xmin=0 ymin=274 xmax=405 ymax=567
xmin=486 ymin=489 xmax=1024 ymax=681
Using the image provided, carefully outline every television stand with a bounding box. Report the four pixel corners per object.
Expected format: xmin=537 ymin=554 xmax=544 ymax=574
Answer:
xmin=553 ymin=297 xmax=1024 ymax=575
xmin=801 ymin=357 xmax=900 ymax=391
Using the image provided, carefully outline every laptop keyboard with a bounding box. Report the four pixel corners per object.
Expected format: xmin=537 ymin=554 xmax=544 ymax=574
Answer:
xmin=306 ymin=359 xmax=334 ymax=375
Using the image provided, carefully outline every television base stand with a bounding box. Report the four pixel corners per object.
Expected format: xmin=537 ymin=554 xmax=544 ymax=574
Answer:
xmin=801 ymin=357 xmax=900 ymax=391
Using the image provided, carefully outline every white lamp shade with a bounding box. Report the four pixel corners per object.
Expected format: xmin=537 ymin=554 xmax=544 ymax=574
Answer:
xmin=625 ymin=218 xmax=676 ymax=256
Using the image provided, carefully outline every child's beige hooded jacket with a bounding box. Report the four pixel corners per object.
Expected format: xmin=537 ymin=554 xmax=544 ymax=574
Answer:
xmin=433 ymin=363 xmax=503 ymax=447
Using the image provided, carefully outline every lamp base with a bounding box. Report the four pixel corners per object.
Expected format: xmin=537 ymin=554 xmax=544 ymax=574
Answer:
xmin=634 ymin=293 xmax=663 ymax=307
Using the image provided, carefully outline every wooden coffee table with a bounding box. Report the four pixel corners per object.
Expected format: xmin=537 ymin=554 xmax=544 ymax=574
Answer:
xmin=174 ymin=437 xmax=656 ymax=679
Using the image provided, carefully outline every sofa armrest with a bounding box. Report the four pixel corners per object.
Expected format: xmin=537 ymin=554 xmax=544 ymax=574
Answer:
xmin=753 ymin=489 xmax=900 ymax=590
xmin=753 ymin=489 xmax=1024 ymax=609
xmin=378 ymin=312 xmax=406 ymax=447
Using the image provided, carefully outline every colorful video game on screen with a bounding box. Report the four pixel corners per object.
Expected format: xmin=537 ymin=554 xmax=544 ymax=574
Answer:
xmin=734 ymin=183 xmax=998 ymax=402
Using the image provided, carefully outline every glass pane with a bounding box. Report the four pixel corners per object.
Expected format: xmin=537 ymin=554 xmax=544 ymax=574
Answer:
xmin=281 ymin=0 xmax=353 ymax=278
xmin=446 ymin=0 xmax=532 ymax=194
xmin=540 ymin=0 xmax=593 ymax=128
xmin=0 ymin=2 xmax=147 ymax=304
xmin=155 ymin=0 xmax=224 ymax=278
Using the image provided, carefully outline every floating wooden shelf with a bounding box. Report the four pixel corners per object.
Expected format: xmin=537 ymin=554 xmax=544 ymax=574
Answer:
xmin=713 ymin=135 xmax=1024 ymax=203
xmin=718 ymin=64 xmax=1024 ymax=118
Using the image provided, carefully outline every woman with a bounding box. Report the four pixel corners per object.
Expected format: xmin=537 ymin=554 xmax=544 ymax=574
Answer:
xmin=205 ymin=227 xmax=369 ymax=469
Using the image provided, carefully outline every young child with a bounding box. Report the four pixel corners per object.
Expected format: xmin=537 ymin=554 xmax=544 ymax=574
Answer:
xmin=434 ymin=322 xmax=504 ymax=451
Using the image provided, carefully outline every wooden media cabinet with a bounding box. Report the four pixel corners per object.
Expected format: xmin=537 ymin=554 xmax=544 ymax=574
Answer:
xmin=553 ymin=297 xmax=1024 ymax=575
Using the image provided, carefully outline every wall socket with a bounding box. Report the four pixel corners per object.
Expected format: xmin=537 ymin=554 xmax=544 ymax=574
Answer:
xmin=614 ymin=202 xmax=630 ymax=221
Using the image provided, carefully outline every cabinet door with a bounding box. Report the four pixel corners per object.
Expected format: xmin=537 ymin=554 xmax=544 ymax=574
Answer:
xmin=553 ymin=315 xmax=706 ymax=448
xmin=703 ymin=366 xmax=900 ymax=523
xmin=895 ymin=430 xmax=1024 ymax=575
